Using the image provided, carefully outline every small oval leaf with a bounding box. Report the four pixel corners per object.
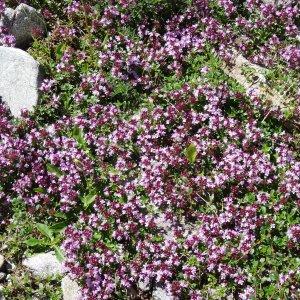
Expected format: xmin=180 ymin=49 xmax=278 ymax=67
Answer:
xmin=185 ymin=143 xmax=197 ymax=163
xmin=24 ymin=238 xmax=43 ymax=247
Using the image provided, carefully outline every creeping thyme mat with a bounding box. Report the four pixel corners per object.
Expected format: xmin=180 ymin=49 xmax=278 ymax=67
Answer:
xmin=0 ymin=0 xmax=300 ymax=299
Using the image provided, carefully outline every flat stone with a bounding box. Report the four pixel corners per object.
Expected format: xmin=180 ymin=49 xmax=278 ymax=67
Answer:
xmin=22 ymin=251 xmax=62 ymax=278
xmin=61 ymin=276 xmax=82 ymax=300
xmin=0 ymin=46 xmax=43 ymax=117
xmin=217 ymin=48 xmax=291 ymax=109
xmin=10 ymin=4 xmax=46 ymax=49
xmin=262 ymin=0 xmax=296 ymax=5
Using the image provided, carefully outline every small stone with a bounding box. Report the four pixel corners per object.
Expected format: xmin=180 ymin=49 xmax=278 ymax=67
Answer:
xmin=11 ymin=4 xmax=47 ymax=49
xmin=61 ymin=276 xmax=82 ymax=300
xmin=0 ymin=8 xmax=14 ymax=29
xmin=22 ymin=252 xmax=62 ymax=278
xmin=4 ymin=261 xmax=14 ymax=273
xmin=0 ymin=245 xmax=8 ymax=252
xmin=0 ymin=256 xmax=4 ymax=270
xmin=0 ymin=46 xmax=43 ymax=117
xmin=152 ymin=286 xmax=175 ymax=300
xmin=138 ymin=279 xmax=150 ymax=292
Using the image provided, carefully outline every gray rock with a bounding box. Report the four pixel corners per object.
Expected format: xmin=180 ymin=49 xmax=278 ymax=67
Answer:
xmin=22 ymin=252 xmax=62 ymax=278
xmin=152 ymin=287 xmax=175 ymax=300
xmin=0 ymin=255 xmax=11 ymax=275
xmin=61 ymin=276 xmax=82 ymax=300
xmin=0 ymin=4 xmax=46 ymax=49
xmin=138 ymin=279 xmax=151 ymax=292
xmin=4 ymin=261 xmax=14 ymax=273
xmin=262 ymin=0 xmax=297 ymax=5
xmin=0 ymin=8 xmax=14 ymax=30
xmin=0 ymin=46 xmax=43 ymax=117
xmin=11 ymin=4 xmax=46 ymax=48
xmin=218 ymin=48 xmax=290 ymax=109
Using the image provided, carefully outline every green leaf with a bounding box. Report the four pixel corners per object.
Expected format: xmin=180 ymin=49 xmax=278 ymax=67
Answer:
xmin=54 ymin=211 xmax=67 ymax=219
xmin=46 ymin=163 xmax=64 ymax=178
xmin=34 ymin=187 xmax=46 ymax=193
xmin=72 ymin=126 xmax=85 ymax=146
xmin=245 ymin=192 xmax=256 ymax=203
xmin=185 ymin=143 xmax=197 ymax=163
xmin=51 ymin=222 xmax=68 ymax=233
xmin=93 ymin=232 xmax=102 ymax=241
xmin=265 ymin=284 xmax=276 ymax=296
xmin=260 ymin=206 xmax=267 ymax=214
xmin=71 ymin=126 xmax=93 ymax=158
xmin=102 ymin=33 xmax=109 ymax=47
xmin=24 ymin=238 xmax=44 ymax=247
xmin=81 ymin=192 xmax=97 ymax=209
xmin=56 ymin=43 xmax=67 ymax=60
xmin=104 ymin=239 xmax=118 ymax=251
xmin=36 ymin=223 xmax=54 ymax=241
xmin=187 ymin=255 xmax=198 ymax=266
xmin=53 ymin=245 xmax=65 ymax=263
xmin=152 ymin=235 xmax=164 ymax=243
xmin=262 ymin=143 xmax=271 ymax=155
xmin=80 ymin=63 xmax=89 ymax=74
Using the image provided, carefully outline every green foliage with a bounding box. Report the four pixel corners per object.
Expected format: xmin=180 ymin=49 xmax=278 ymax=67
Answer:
xmin=24 ymin=222 xmax=65 ymax=262
xmin=81 ymin=191 xmax=97 ymax=209
xmin=184 ymin=143 xmax=198 ymax=163
xmin=46 ymin=163 xmax=64 ymax=178
xmin=0 ymin=198 xmax=62 ymax=298
xmin=1 ymin=0 xmax=299 ymax=298
xmin=2 ymin=269 xmax=62 ymax=300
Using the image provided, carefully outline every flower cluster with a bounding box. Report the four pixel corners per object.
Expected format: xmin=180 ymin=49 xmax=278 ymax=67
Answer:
xmin=1 ymin=0 xmax=300 ymax=299
xmin=2 ymin=81 xmax=300 ymax=298
xmin=287 ymin=225 xmax=300 ymax=244
xmin=0 ymin=1 xmax=15 ymax=47
xmin=39 ymin=0 xmax=299 ymax=113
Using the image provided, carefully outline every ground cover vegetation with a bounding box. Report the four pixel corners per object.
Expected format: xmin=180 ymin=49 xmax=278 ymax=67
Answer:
xmin=0 ymin=0 xmax=299 ymax=299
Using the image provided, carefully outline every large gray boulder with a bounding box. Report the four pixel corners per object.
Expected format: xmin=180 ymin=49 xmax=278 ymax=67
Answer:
xmin=22 ymin=251 xmax=82 ymax=300
xmin=22 ymin=252 xmax=62 ymax=278
xmin=0 ymin=46 xmax=43 ymax=117
xmin=12 ymin=4 xmax=47 ymax=48
xmin=0 ymin=4 xmax=46 ymax=48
